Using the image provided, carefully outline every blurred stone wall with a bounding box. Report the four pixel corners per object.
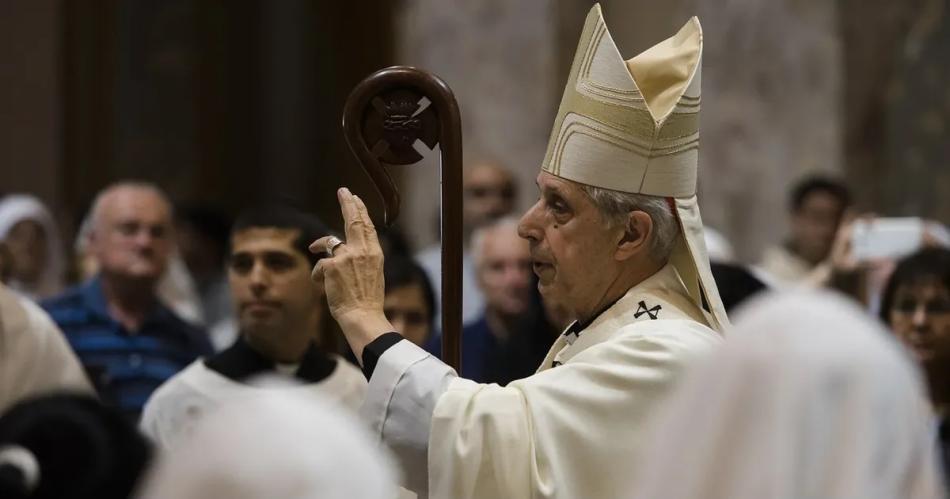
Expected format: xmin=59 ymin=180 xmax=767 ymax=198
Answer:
xmin=882 ymin=0 xmax=950 ymax=221
xmin=392 ymin=0 xmax=560 ymax=249
xmin=393 ymin=0 xmax=846 ymax=262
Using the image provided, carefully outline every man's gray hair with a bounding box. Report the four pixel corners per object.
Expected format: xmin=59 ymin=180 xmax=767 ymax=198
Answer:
xmin=470 ymin=216 xmax=522 ymax=269
xmin=88 ymin=181 xmax=170 ymax=232
xmin=580 ymin=184 xmax=679 ymax=262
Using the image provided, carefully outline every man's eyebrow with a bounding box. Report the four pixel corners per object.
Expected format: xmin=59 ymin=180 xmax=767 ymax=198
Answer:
xmin=263 ymin=250 xmax=296 ymax=258
xmin=543 ymin=184 xmax=566 ymax=197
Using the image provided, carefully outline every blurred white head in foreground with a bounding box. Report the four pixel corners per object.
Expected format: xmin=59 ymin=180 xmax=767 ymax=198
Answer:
xmin=138 ymin=391 xmax=398 ymax=499
xmin=631 ymin=290 xmax=944 ymax=499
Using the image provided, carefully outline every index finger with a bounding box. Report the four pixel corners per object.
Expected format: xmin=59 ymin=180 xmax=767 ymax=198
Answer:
xmin=338 ymin=188 xmax=367 ymax=247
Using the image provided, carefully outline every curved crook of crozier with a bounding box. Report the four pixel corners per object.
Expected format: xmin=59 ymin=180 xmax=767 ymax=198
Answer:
xmin=341 ymin=66 xmax=464 ymax=370
xmin=342 ymin=66 xmax=461 ymax=227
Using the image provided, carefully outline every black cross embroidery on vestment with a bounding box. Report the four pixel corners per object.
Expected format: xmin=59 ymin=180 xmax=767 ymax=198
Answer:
xmin=634 ymin=300 xmax=662 ymax=320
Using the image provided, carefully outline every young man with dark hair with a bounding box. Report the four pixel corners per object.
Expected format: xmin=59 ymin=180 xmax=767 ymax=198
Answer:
xmin=758 ymin=175 xmax=852 ymax=286
xmin=141 ymin=205 xmax=365 ymax=449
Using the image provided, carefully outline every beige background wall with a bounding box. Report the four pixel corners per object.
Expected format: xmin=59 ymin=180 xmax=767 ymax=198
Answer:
xmin=393 ymin=0 xmax=845 ymax=262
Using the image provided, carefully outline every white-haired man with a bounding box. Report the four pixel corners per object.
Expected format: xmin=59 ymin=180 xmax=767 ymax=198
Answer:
xmin=428 ymin=216 xmax=540 ymax=384
xmin=312 ymin=5 xmax=728 ymax=498
xmin=43 ymin=182 xmax=212 ymax=419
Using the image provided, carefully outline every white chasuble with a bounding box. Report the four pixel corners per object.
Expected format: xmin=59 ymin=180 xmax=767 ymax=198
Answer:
xmin=425 ymin=264 xmax=720 ymax=498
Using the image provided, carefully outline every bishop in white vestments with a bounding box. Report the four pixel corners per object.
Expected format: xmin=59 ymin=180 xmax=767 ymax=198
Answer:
xmin=313 ymin=5 xmax=729 ymax=497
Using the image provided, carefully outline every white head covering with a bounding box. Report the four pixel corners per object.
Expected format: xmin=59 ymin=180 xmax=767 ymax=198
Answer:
xmin=542 ymin=4 xmax=728 ymax=332
xmin=0 ymin=194 xmax=65 ymax=299
xmin=630 ymin=290 xmax=945 ymax=499
xmin=138 ymin=391 xmax=399 ymax=499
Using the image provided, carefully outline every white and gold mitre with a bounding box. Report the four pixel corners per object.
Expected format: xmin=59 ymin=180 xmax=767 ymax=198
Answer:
xmin=543 ymin=4 xmax=729 ymax=332
xmin=542 ymin=3 xmax=701 ymax=195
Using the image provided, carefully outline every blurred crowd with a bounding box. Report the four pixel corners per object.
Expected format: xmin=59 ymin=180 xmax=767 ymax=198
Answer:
xmin=0 ymin=161 xmax=948 ymax=498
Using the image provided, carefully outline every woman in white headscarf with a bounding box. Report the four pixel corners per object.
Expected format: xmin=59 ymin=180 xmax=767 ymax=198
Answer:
xmin=137 ymin=390 xmax=399 ymax=499
xmin=630 ymin=290 xmax=945 ymax=499
xmin=0 ymin=194 xmax=66 ymax=300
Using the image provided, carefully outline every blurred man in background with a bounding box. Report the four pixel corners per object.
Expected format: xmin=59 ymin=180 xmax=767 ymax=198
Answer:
xmin=42 ymin=182 xmax=212 ymax=419
xmin=174 ymin=204 xmax=233 ymax=331
xmin=141 ymin=205 xmax=365 ymax=449
xmin=427 ymin=217 xmax=536 ymax=383
xmin=383 ymin=254 xmax=436 ymax=348
xmin=758 ymin=176 xmax=851 ymax=286
xmin=416 ymin=160 xmax=518 ymax=325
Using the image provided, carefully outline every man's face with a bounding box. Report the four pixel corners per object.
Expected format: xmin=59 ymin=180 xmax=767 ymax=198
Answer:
xmin=790 ymin=191 xmax=844 ymax=264
xmin=384 ymin=283 xmax=432 ymax=347
xmin=464 ymin=163 xmax=516 ymax=230
xmin=91 ymin=188 xmax=173 ymax=282
xmin=229 ymin=228 xmax=322 ymax=339
xmin=518 ymin=172 xmax=621 ymax=316
xmin=477 ymin=226 xmax=533 ymax=317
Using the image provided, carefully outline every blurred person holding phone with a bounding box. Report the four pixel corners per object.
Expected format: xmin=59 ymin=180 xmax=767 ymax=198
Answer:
xmin=757 ymin=176 xmax=852 ymax=287
xmin=824 ymin=215 xmax=948 ymax=312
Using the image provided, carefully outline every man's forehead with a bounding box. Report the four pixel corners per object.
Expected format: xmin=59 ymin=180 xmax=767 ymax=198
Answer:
xmin=897 ymin=278 xmax=948 ymax=295
xmin=101 ymin=188 xmax=171 ymax=219
xmin=535 ymin=171 xmax=581 ymax=196
xmin=465 ymin=163 xmax=512 ymax=186
xmin=231 ymin=227 xmax=302 ymax=252
xmin=482 ymin=226 xmax=529 ymax=256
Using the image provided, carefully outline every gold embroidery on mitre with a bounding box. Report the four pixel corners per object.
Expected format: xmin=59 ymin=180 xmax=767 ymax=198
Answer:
xmin=541 ymin=4 xmax=702 ymax=198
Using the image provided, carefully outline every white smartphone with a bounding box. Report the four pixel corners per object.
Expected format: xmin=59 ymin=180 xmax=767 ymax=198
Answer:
xmin=850 ymin=217 xmax=947 ymax=261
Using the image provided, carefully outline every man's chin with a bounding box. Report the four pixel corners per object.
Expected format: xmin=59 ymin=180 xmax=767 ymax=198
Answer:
xmin=117 ymin=264 xmax=164 ymax=279
xmin=240 ymin=318 xmax=283 ymax=336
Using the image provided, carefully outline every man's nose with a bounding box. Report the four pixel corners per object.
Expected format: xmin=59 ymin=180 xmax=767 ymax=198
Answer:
xmin=133 ymin=229 xmax=154 ymax=247
xmin=248 ymin=262 xmax=270 ymax=287
xmin=912 ymin=304 xmax=929 ymax=329
xmin=518 ymin=202 xmax=542 ymax=241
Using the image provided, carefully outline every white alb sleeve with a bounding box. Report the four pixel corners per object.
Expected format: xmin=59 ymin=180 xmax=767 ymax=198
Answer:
xmin=359 ymin=340 xmax=457 ymax=496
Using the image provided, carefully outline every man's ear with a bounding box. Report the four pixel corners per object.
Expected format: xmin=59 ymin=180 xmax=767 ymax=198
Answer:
xmin=615 ymin=211 xmax=653 ymax=262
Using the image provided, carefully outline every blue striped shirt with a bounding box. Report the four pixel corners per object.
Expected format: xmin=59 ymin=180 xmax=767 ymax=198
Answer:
xmin=42 ymin=277 xmax=212 ymax=419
